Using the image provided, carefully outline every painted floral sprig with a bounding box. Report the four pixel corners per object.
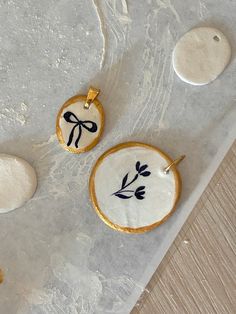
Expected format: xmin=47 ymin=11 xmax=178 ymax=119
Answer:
xmin=112 ymin=161 xmax=151 ymax=200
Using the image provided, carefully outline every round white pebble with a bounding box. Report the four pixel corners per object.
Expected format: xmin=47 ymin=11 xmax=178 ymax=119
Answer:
xmin=0 ymin=154 xmax=37 ymax=213
xmin=173 ymin=27 xmax=231 ymax=85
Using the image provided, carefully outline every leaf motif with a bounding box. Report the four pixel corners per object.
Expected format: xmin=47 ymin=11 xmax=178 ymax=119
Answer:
xmin=136 ymin=194 xmax=145 ymax=200
xmin=139 ymin=164 xmax=148 ymax=172
xmin=141 ymin=171 xmax=151 ymax=177
xmin=115 ymin=194 xmax=132 ymax=199
xmin=121 ymin=173 xmax=129 ymax=188
xmin=136 ymin=161 xmax=140 ymax=172
xmin=133 ymin=173 xmax=139 ymax=182
xmin=136 ymin=186 xmax=145 ymax=192
xmin=137 ymin=191 xmax=145 ymax=196
xmin=112 ymin=161 xmax=149 ymax=201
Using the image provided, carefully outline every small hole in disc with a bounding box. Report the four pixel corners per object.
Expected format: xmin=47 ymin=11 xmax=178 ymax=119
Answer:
xmin=213 ymin=35 xmax=220 ymax=42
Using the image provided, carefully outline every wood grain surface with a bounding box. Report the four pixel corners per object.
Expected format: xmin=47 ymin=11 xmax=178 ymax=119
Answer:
xmin=132 ymin=141 xmax=236 ymax=314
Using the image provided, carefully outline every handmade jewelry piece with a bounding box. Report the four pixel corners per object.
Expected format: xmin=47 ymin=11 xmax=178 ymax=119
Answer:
xmin=173 ymin=27 xmax=231 ymax=85
xmin=89 ymin=142 xmax=185 ymax=233
xmin=56 ymin=87 xmax=105 ymax=153
xmin=0 ymin=154 xmax=37 ymax=213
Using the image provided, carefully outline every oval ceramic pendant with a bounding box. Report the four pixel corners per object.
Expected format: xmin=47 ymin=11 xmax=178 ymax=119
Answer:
xmin=89 ymin=142 xmax=185 ymax=233
xmin=173 ymin=27 xmax=231 ymax=85
xmin=56 ymin=87 xmax=105 ymax=153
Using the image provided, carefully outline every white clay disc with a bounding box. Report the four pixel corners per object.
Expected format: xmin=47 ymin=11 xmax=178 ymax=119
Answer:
xmin=0 ymin=154 xmax=37 ymax=213
xmin=90 ymin=143 xmax=182 ymax=233
xmin=173 ymin=27 xmax=231 ymax=85
xmin=57 ymin=96 xmax=104 ymax=153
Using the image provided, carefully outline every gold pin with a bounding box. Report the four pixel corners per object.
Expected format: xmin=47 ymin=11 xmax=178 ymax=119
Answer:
xmin=164 ymin=155 xmax=185 ymax=174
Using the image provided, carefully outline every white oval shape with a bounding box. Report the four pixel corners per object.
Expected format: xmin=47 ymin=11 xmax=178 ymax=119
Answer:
xmin=0 ymin=154 xmax=37 ymax=213
xmin=173 ymin=27 xmax=231 ymax=85
xmin=90 ymin=142 xmax=182 ymax=233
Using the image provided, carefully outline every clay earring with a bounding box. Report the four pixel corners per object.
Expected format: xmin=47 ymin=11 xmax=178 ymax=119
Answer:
xmin=0 ymin=154 xmax=37 ymax=214
xmin=172 ymin=27 xmax=231 ymax=85
xmin=89 ymin=142 xmax=185 ymax=234
xmin=56 ymin=87 xmax=105 ymax=153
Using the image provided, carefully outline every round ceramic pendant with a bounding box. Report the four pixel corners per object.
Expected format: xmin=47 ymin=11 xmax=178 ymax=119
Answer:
xmin=56 ymin=87 xmax=105 ymax=153
xmin=173 ymin=27 xmax=231 ymax=85
xmin=90 ymin=142 xmax=185 ymax=233
xmin=0 ymin=154 xmax=37 ymax=213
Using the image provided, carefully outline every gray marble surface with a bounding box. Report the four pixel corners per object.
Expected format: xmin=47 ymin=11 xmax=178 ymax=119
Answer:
xmin=0 ymin=1 xmax=235 ymax=313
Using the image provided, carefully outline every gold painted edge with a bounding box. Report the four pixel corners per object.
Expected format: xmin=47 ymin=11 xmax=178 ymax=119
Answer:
xmin=89 ymin=142 xmax=182 ymax=234
xmin=0 ymin=268 xmax=3 ymax=284
xmin=56 ymin=94 xmax=105 ymax=154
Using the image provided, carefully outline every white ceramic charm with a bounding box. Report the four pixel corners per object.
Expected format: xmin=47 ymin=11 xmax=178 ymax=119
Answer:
xmin=56 ymin=87 xmax=104 ymax=154
xmin=173 ymin=27 xmax=231 ymax=85
xmin=0 ymin=154 xmax=37 ymax=213
xmin=90 ymin=142 xmax=185 ymax=233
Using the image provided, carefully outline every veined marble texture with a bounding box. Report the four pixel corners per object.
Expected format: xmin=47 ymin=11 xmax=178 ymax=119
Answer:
xmin=0 ymin=0 xmax=235 ymax=313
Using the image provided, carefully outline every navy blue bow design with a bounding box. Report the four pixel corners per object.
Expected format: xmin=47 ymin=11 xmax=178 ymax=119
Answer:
xmin=63 ymin=111 xmax=98 ymax=148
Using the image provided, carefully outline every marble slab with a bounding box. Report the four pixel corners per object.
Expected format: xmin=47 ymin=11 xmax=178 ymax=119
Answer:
xmin=0 ymin=1 xmax=235 ymax=313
